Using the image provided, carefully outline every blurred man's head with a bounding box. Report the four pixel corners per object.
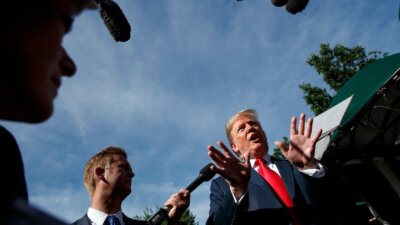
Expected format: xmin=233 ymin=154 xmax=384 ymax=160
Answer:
xmin=0 ymin=0 xmax=96 ymax=123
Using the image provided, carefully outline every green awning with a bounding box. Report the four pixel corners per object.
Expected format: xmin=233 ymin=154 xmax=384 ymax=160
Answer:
xmin=322 ymin=52 xmax=400 ymax=161
xmin=330 ymin=52 xmax=400 ymax=128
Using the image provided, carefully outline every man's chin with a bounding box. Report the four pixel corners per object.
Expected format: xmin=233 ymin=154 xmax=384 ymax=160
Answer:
xmin=250 ymin=142 xmax=264 ymax=149
xmin=27 ymin=106 xmax=53 ymax=123
xmin=251 ymin=143 xmax=268 ymax=154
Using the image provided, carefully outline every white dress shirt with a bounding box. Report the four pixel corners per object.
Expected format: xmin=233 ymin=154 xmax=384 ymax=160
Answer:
xmin=87 ymin=207 xmax=125 ymax=225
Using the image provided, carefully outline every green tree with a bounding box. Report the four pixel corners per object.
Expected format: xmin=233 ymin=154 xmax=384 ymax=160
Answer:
xmin=272 ymin=136 xmax=288 ymax=160
xmin=300 ymin=43 xmax=388 ymax=115
xmin=132 ymin=207 xmax=154 ymax=221
xmin=133 ymin=206 xmax=199 ymax=225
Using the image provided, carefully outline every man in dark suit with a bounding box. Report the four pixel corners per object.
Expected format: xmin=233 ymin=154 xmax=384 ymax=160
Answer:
xmin=72 ymin=146 xmax=190 ymax=225
xmin=1 ymin=1 xmax=97 ymax=225
xmin=206 ymin=109 xmax=364 ymax=225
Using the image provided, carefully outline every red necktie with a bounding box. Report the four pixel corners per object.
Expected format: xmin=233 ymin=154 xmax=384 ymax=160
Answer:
xmin=255 ymin=158 xmax=302 ymax=225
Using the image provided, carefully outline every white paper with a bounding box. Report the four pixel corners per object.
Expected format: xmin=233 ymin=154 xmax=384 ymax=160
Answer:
xmin=312 ymin=95 xmax=353 ymax=160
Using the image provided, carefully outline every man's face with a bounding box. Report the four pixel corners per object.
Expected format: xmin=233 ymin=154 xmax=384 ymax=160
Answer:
xmin=104 ymin=156 xmax=135 ymax=198
xmin=230 ymin=116 xmax=269 ymax=159
xmin=1 ymin=6 xmax=77 ymax=123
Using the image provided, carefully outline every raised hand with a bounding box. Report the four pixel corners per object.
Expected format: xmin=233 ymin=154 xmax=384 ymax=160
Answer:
xmin=275 ymin=113 xmax=322 ymax=169
xmin=207 ymin=141 xmax=251 ymax=199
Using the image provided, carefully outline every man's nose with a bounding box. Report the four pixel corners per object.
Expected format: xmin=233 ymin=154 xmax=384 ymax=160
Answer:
xmin=59 ymin=47 xmax=77 ymax=77
xmin=128 ymin=170 xmax=135 ymax=178
xmin=246 ymin=123 xmax=255 ymax=132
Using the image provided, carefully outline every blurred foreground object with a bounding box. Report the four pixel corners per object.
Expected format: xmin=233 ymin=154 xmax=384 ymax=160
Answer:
xmin=270 ymin=0 xmax=309 ymax=14
xmin=271 ymin=0 xmax=288 ymax=7
xmin=95 ymin=0 xmax=131 ymax=42
xmin=285 ymin=0 xmax=309 ymax=14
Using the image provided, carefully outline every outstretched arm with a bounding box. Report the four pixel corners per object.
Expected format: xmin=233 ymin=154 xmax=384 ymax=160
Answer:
xmin=275 ymin=113 xmax=322 ymax=170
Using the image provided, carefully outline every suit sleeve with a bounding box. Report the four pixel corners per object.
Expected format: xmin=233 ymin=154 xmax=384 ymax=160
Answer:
xmin=206 ymin=178 xmax=248 ymax=225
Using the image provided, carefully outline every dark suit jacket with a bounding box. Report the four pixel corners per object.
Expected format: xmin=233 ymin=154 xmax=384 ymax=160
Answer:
xmin=1 ymin=125 xmax=28 ymax=215
xmin=71 ymin=214 xmax=148 ymax=225
xmin=206 ymin=157 xmax=364 ymax=225
xmin=2 ymin=125 xmax=70 ymax=225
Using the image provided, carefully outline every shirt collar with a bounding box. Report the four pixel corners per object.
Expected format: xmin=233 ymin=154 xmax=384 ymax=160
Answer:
xmin=87 ymin=207 xmax=123 ymax=225
xmin=250 ymin=154 xmax=271 ymax=168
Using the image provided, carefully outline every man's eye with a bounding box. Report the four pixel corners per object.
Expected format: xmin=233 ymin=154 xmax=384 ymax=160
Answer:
xmin=60 ymin=14 xmax=73 ymax=32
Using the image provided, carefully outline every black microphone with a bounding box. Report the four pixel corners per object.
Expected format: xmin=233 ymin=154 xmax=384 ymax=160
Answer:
xmin=147 ymin=163 xmax=216 ymax=225
xmin=186 ymin=162 xmax=216 ymax=192
xmin=285 ymin=0 xmax=309 ymax=14
xmin=96 ymin=0 xmax=131 ymax=42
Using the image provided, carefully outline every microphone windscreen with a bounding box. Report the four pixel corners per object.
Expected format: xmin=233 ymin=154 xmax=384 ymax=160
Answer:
xmin=98 ymin=0 xmax=131 ymax=42
xmin=271 ymin=0 xmax=288 ymax=7
xmin=286 ymin=0 xmax=309 ymax=14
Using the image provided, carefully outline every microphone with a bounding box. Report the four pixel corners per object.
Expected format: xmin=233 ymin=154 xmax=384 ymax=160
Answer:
xmin=271 ymin=0 xmax=288 ymax=7
xmin=147 ymin=163 xmax=216 ymax=225
xmin=285 ymin=0 xmax=309 ymax=14
xmin=96 ymin=0 xmax=131 ymax=42
xmin=185 ymin=162 xmax=216 ymax=192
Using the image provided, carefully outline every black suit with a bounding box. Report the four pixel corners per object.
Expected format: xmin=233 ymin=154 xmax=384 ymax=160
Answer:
xmin=206 ymin=157 xmax=365 ymax=225
xmin=1 ymin=125 xmax=28 ymax=218
xmin=0 ymin=125 xmax=28 ymax=205
xmin=2 ymin=125 xmax=69 ymax=225
xmin=72 ymin=214 xmax=147 ymax=225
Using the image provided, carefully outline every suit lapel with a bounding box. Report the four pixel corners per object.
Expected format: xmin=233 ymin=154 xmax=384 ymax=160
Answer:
xmin=251 ymin=168 xmax=270 ymax=189
xmin=78 ymin=214 xmax=92 ymax=225
xmin=274 ymin=159 xmax=296 ymax=198
xmin=248 ymin=168 xmax=282 ymax=209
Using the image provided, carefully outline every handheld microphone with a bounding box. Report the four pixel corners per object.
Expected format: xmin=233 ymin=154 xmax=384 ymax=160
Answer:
xmin=147 ymin=163 xmax=216 ymax=225
xmin=96 ymin=0 xmax=131 ymax=42
xmin=185 ymin=163 xmax=216 ymax=192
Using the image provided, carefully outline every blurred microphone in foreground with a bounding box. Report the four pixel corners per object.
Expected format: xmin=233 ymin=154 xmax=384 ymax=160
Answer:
xmin=95 ymin=0 xmax=131 ymax=42
xmin=148 ymin=163 xmax=216 ymax=225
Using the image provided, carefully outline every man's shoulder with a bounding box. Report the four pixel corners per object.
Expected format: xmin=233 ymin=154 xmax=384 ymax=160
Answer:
xmin=70 ymin=214 xmax=89 ymax=225
xmin=212 ymin=175 xmax=229 ymax=186
xmin=0 ymin=125 xmax=17 ymax=144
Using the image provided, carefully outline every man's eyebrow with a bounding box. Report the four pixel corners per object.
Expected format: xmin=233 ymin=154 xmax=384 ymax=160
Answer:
xmin=235 ymin=122 xmax=245 ymax=130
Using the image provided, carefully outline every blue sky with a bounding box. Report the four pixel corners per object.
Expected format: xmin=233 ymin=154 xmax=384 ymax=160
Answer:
xmin=3 ymin=1 xmax=400 ymax=224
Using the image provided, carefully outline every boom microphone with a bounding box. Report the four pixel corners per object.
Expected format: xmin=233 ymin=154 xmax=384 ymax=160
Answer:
xmin=96 ymin=0 xmax=131 ymax=42
xmin=285 ymin=0 xmax=309 ymax=14
xmin=147 ymin=163 xmax=216 ymax=225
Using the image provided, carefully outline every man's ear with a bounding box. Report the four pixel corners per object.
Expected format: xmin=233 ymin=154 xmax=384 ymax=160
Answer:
xmin=231 ymin=143 xmax=239 ymax=154
xmin=95 ymin=167 xmax=105 ymax=180
xmin=231 ymin=142 xmax=243 ymax=159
